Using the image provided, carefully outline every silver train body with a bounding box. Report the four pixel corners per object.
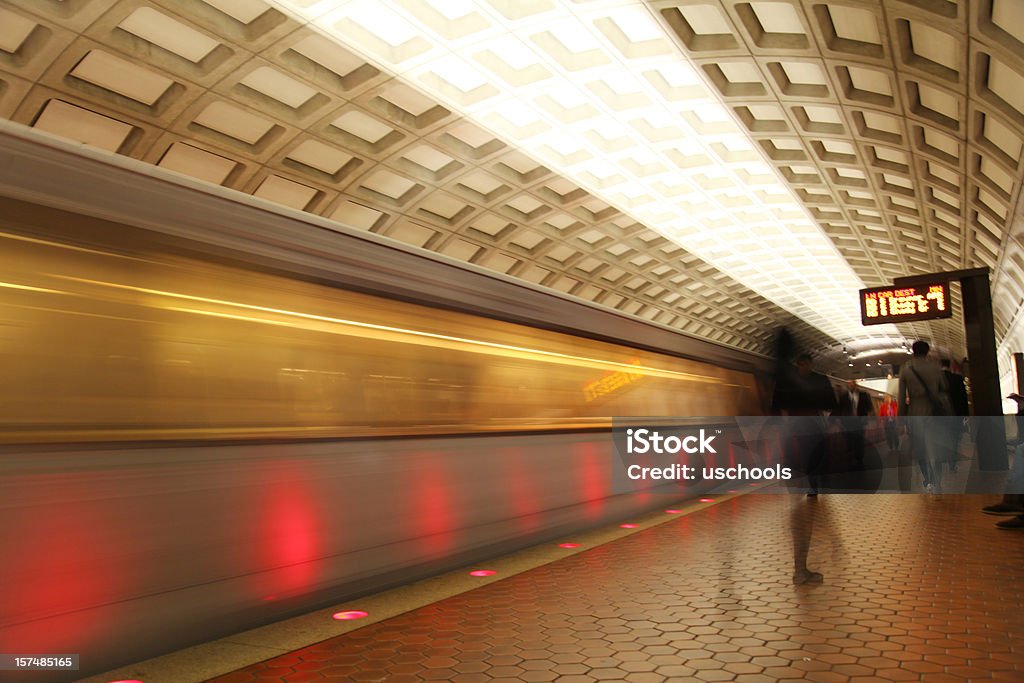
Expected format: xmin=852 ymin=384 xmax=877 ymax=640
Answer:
xmin=0 ymin=125 xmax=769 ymax=680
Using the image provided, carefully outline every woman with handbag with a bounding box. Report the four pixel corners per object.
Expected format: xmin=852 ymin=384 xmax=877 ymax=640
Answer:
xmin=897 ymin=341 xmax=952 ymax=493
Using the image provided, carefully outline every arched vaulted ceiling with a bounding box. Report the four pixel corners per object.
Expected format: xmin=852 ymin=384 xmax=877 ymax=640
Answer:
xmin=0 ymin=0 xmax=1022 ymax=382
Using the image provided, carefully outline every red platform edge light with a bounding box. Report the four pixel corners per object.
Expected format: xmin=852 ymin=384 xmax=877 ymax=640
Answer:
xmin=665 ymin=509 xmax=683 ymax=514
xmin=619 ymin=523 xmax=638 ymax=529
xmin=699 ymin=498 xmax=714 ymax=503
xmin=469 ymin=569 xmax=496 ymax=577
xmin=332 ymin=610 xmax=368 ymax=621
xmin=558 ymin=542 xmax=580 ymax=548
xmin=107 ymin=680 xmax=144 ymax=683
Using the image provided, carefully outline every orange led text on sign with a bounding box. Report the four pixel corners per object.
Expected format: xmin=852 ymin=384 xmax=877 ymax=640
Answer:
xmin=860 ymin=282 xmax=951 ymax=325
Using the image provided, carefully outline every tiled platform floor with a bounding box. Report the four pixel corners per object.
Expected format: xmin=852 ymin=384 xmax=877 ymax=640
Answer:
xmin=209 ymin=494 xmax=1024 ymax=682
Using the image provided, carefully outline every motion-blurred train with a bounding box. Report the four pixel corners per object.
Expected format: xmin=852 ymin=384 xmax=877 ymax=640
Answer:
xmin=0 ymin=220 xmax=760 ymax=440
xmin=0 ymin=125 xmax=776 ymax=680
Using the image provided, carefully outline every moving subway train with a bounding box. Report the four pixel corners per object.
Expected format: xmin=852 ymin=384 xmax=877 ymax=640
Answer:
xmin=0 ymin=227 xmax=759 ymax=441
xmin=0 ymin=127 xmax=769 ymax=680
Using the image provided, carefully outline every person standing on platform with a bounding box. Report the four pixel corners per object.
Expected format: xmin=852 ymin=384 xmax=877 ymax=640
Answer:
xmin=898 ymin=341 xmax=951 ymax=493
xmin=878 ymin=395 xmax=899 ymax=452
xmin=837 ymin=379 xmax=872 ymax=466
xmin=772 ymin=334 xmax=838 ymax=585
xmin=941 ymin=359 xmax=969 ymax=473
xmin=983 ymin=393 xmax=1024 ymax=525
xmin=778 ymin=353 xmax=840 ymax=496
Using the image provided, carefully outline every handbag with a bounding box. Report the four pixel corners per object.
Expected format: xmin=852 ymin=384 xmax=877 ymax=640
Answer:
xmin=908 ymin=365 xmax=953 ymax=417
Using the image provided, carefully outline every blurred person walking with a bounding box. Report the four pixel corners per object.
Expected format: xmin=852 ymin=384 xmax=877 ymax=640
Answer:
xmin=941 ymin=359 xmax=969 ymax=473
xmin=772 ymin=330 xmax=838 ymax=584
xmin=878 ymin=395 xmax=899 ymax=452
xmin=898 ymin=341 xmax=951 ymax=493
xmin=775 ymin=352 xmax=839 ymax=496
xmin=837 ymin=379 xmax=872 ymax=466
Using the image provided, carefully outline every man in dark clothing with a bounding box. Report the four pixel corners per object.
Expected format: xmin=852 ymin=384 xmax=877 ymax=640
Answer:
xmin=942 ymin=360 xmax=969 ymax=415
xmin=775 ymin=353 xmax=837 ymax=497
xmin=837 ymin=379 xmax=872 ymax=465
xmin=941 ymin=359 xmax=969 ymax=473
xmin=838 ymin=379 xmax=872 ymax=418
xmin=773 ymin=350 xmax=837 ymax=584
xmin=774 ymin=354 xmax=838 ymax=415
xmin=986 ymin=394 xmax=1024 ymax=527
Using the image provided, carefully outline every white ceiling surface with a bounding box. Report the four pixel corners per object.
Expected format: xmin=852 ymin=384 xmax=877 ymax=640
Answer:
xmin=271 ymin=0 xmax=881 ymax=344
xmin=0 ymin=1 xmax=1022 ymax=378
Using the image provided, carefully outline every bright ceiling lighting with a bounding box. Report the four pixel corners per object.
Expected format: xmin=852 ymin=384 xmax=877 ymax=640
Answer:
xmin=850 ymin=348 xmax=910 ymax=361
xmin=268 ymin=0 xmax=902 ymax=346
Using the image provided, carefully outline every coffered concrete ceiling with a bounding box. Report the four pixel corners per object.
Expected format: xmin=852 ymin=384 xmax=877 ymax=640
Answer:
xmin=0 ymin=0 xmax=1021 ymax=383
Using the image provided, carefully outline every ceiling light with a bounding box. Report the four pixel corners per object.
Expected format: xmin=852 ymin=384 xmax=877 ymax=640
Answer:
xmin=267 ymin=0 xmax=903 ymax=347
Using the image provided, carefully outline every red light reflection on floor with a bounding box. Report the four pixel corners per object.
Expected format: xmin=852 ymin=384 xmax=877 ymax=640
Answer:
xmin=333 ymin=610 xmax=368 ymax=620
xmin=665 ymin=509 xmax=683 ymax=514
xmin=619 ymin=523 xmax=638 ymax=529
xmin=469 ymin=570 xmax=496 ymax=577
xmin=558 ymin=543 xmax=580 ymax=548
xmin=699 ymin=498 xmax=714 ymax=503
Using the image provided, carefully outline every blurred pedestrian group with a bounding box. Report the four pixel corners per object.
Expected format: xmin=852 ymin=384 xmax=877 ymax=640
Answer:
xmin=772 ymin=330 xmax=1023 ymax=588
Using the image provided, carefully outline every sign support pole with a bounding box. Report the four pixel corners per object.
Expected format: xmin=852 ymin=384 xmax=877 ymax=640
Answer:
xmin=1014 ymin=353 xmax=1024 ymax=395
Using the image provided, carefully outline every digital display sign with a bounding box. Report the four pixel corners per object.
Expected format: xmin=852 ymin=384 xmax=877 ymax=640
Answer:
xmin=860 ymin=282 xmax=953 ymax=325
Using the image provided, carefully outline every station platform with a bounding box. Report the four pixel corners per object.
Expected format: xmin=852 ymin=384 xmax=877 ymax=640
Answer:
xmin=113 ymin=491 xmax=1024 ymax=683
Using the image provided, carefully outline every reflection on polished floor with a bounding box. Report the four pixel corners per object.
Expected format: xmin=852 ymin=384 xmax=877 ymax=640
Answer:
xmin=209 ymin=493 xmax=1024 ymax=683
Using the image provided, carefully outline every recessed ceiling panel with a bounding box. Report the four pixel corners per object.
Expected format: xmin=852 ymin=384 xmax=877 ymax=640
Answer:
xmin=118 ymin=8 xmax=220 ymax=63
xmin=71 ymin=50 xmax=174 ymax=105
xmin=33 ymin=99 xmax=134 ymax=152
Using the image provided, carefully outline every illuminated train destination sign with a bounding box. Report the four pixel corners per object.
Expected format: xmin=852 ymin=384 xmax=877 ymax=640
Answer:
xmin=860 ymin=282 xmax=953 ymax=325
